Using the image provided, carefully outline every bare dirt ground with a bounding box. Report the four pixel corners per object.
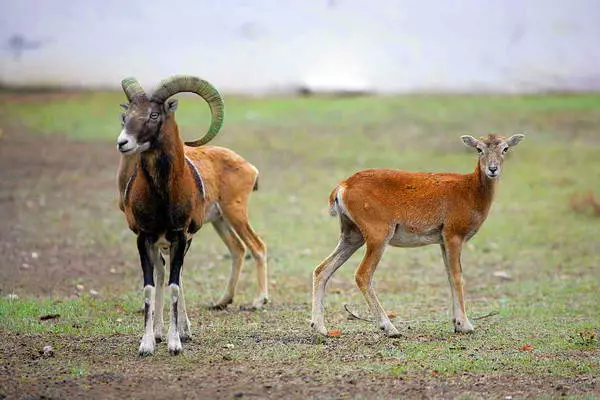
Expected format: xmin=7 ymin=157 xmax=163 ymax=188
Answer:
xmin=0 ymin=124 xmax=598 ymax=399
xmin=0 ymin=124 xmax=129 ymax=297
xmin=0 ymin=329 xmax=596 ymax=400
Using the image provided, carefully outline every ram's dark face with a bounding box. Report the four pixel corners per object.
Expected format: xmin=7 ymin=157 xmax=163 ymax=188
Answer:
xmin=116 ymin=99 xmax=177 ymax=155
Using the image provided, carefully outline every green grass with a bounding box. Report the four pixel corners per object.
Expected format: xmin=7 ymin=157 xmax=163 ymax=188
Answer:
xmin=0 ymin=91 xmax=599 ymax=396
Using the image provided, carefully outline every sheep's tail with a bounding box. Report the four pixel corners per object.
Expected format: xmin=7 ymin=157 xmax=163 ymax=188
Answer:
xmin=328 ymin=185 xmax=341 ymax=217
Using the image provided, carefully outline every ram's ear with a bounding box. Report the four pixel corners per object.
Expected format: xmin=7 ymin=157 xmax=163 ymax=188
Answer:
xmin=506 ymin=134 xmax=525 ymax=147
xmin=165 ymin=99 xmax=178 ymax=113
xmin=460 ymin=135 xmax=482 ymax=149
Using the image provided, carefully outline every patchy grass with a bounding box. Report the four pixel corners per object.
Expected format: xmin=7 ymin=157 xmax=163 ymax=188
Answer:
xmin=0 ymin=91 xmax=599 ymax=398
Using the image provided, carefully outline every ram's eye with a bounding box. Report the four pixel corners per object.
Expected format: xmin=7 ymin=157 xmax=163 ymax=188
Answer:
xmin=477 ymin=147 xmax=484 ymax=154
xmin=150 ymin=112 xmax=159 ymax=120
xmin=120 ymin=113 xmax=125 ymax=125
xmin=502 ymin=147 xmax=509 ymax=154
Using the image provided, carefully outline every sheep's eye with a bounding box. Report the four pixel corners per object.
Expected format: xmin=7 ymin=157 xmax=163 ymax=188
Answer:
xmin=477 ymin=147 xmax=484 ymax=154
xmin=502 ymin=147 xmax=509 ymax=154
xmin=150 ymin=112 xmax=159 ymax=120
xmin=120 ymin=113 xmax=125 ymax=125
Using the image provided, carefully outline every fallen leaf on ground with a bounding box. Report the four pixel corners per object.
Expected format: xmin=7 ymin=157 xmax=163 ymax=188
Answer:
xmin=387 ymin=311 xmax=398 ymax=319
xmin=114 ymin=305 xmax=125 ymax=313
xmin=327 ymin=329 xmax=342 ymax=337
xmin=519 ymin=344 xmax=534 ymax=351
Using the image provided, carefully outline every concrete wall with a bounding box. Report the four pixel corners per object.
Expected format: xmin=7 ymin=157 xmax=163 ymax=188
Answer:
xmin=1 ymin=0 xmax=599 ymax=93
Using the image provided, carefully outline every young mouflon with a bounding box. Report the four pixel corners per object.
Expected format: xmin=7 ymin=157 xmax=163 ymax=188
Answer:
xmin=310 ymin=134 xmax=525 ymax=337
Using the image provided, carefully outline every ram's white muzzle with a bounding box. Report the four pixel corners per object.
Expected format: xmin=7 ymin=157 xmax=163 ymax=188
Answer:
xmin=117 ymin=129 xmax=150 ymax=155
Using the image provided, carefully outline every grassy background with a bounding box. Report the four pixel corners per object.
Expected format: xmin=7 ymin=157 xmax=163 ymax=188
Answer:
xmin=0 ymin=91 xmax=599 ymax=396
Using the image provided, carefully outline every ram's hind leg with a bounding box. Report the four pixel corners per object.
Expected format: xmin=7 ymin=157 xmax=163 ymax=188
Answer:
xmin=210 ymin=217 xmax=246 ymax=310
xmin=311 ymin=215 xmax=364 ymax=336
xmin=220 ymin=203 xmax=268 ymax=310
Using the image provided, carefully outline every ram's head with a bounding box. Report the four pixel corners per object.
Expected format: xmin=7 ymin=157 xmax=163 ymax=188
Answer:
xmin=117 ymin=76 xmax=225 ymax=155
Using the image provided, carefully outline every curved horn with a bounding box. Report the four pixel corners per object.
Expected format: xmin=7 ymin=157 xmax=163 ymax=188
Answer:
xmin=150 ymin=75 xmax=224 ymax=146
xmin=121 ymin=77 xmax=147 ymax=102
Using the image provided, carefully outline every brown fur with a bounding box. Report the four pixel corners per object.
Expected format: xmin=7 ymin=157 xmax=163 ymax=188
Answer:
xmin=311 ymin=134 xmax=524 ymax=337
xmin=118 ymin=113 xmax=268 ymax=310
xmin=122 ymin=117 xmax=204 ymax=233
xmin=334 ymin=159 xmax=494 ymax=242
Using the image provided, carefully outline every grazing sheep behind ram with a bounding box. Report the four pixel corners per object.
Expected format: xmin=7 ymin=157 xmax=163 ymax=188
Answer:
xmin=116 ymin=75 xmax=268 ymax=356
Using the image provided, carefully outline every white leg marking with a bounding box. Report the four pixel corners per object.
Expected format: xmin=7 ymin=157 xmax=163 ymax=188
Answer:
xmin=451 ymin=291 xmax=474 ymax=333
xmin=167 ymin=284 xmax=183 ymax=355
xmin=139 ymin=285 xmax=156 ymax=356
xmin=335 ymin=187 xmax=356 ymax=223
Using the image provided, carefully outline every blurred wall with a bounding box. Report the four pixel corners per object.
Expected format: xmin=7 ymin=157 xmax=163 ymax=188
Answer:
xmin=1 ymin=0 xmax=599 ymax=94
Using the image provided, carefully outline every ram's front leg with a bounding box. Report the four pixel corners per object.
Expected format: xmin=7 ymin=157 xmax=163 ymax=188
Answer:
xmin=137 ymin=232 xmax=158 ymax=356
xmin=166 ymin=230 xmax=187 ymax=355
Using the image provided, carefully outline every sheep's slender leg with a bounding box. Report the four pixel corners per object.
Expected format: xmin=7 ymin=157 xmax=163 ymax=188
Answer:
xmin=355 ymin=233 xmax=400 ymax=337
xmin=311 ymin=216 xmax=364 ymax=335
xmin=441 ymin=236 xmax=473 ymax=333
xmin=137 ymin=232 xmax=157 ymax=356
xmin=210 ymin=217 xmax=246 ymax=310
xmin=221 ymin=205 xmax=268 ymax=309
xmin=177 ymin=278 xmax=191 ymax=341
xmin=311 ymin=239 xmax=364 ymax=335
xmin=166 ymin=230 xmax=187 ymax=355
xmin=153 ymin=252 xmax=165 ymax=342
xmin=177 ymin=238 xmax=192 ymax=341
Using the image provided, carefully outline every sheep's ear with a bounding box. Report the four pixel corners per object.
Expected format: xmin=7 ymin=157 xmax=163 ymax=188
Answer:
xmin=461 ymin=135 xmax=481 ymax=149
xmin=506 ymin=134 xmax=525 ymax=147
xmin=119 ymin=103 xmax=129 ymax=110
xmin=165 ymin=99 xmax=178 ymax=113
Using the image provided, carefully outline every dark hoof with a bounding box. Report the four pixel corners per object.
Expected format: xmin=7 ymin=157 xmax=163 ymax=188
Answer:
xmin=169 ymin=348 xmax=183 ymax=356
xmin=180 ymin=335 xmax=192 ymax=343
xmin=155 ymin=337 xmax=163 ymax=344
xmin=209 ymin=298 xmax=233 ymax=310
